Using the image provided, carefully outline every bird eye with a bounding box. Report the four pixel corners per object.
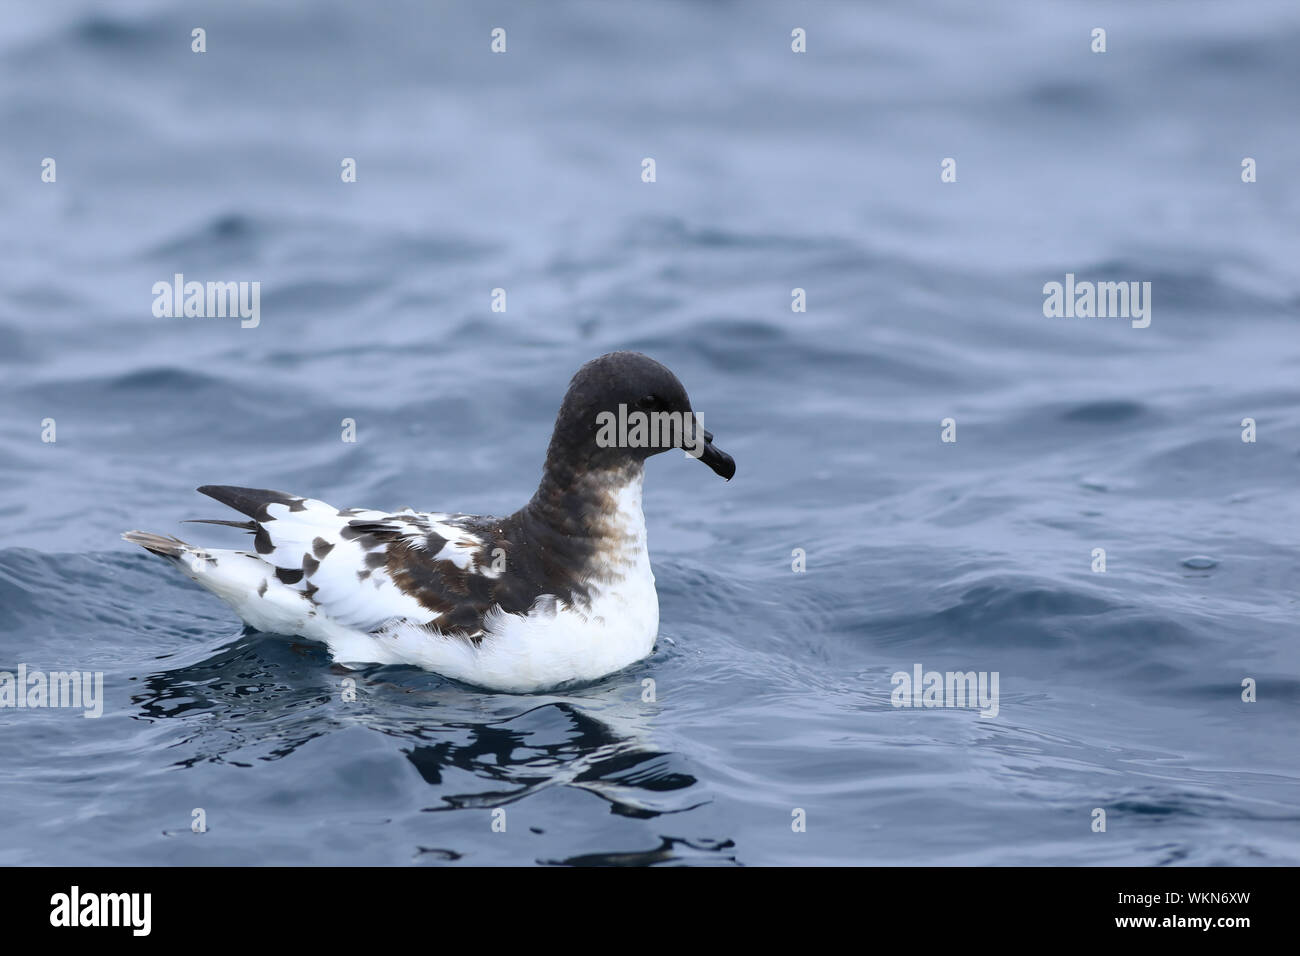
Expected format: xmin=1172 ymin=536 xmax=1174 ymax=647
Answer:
xmin=640 ymin=394 xmax=657 ymax=408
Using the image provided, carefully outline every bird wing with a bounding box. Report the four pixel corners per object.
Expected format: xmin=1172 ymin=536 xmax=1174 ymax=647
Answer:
xmin=194 ymin=485 xmax=504 ymax=637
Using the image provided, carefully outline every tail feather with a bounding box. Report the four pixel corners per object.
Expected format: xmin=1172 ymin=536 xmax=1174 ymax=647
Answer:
xmin=123 ymin=528 xmax=317 ymax=634
xmin=122 ymin=530 xmax=189 ymax=559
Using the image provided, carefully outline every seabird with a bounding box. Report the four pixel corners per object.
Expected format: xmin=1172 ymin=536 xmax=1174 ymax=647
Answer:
xmin=123 ymin=351 xmax=735 ymax=692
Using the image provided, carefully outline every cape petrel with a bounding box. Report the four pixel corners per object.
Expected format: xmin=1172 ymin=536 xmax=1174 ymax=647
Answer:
xmin=124 ymin=351 xmax=735 ymax=692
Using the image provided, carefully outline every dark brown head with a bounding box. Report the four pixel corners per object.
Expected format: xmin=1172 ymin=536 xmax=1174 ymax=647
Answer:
xmin=542 ymin=351 xmax=735 ymax=481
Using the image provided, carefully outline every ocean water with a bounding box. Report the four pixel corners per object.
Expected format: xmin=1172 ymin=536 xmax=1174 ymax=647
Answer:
xmin=1 ymin=0 xmax=1298 ymax=866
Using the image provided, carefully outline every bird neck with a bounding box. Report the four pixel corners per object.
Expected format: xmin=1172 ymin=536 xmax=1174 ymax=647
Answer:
xmin=523 ymin=459 xmax=646 ymax=545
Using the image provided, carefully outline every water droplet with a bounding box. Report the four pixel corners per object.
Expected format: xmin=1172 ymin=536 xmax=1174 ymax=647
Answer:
xmin=1181 ymin=555 xmax=1217 ymax=570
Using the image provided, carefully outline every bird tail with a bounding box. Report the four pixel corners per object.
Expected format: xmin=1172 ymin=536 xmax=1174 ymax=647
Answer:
xmin=123 ymin=529 xmax=314 ymax=635
xmin=122 ymin=530 xmax=237 ymax=584
xmin=122 ymin=530 xmax=190 ymax=559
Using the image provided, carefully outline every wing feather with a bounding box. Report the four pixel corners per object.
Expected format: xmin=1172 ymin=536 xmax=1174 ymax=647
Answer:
xmin=193 ymin=485 xmax=499 ymax=636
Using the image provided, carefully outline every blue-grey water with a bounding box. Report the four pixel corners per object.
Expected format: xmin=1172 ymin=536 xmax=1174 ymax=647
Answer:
xmin=1 ymin=0 xmax=1298 ymax=865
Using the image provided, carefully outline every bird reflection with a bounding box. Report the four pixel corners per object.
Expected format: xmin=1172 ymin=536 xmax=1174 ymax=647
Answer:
xmin=130 ymin=630 xmax=705 ymax=826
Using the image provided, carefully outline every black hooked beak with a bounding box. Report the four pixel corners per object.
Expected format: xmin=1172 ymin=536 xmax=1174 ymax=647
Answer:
xmin=695 ymin=427 xmax=736 ymax=481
